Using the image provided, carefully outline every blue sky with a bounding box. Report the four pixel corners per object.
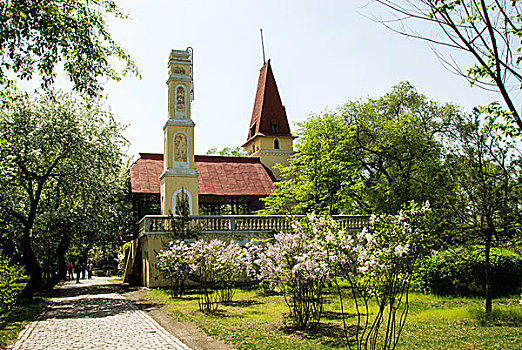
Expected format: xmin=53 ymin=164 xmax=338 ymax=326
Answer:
xmin=104 ymin=0 xmax=498 ymax=158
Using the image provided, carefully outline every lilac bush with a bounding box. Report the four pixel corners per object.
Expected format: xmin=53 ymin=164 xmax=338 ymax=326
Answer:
xmin=157 ymin=202 xmax=432 ymax=348
xmin=323 ymin=201 xmax=433 ymax=349
xmin=156 ymin=241 xmax=189 ymax=297
xmin=157 ymin=239 xmax=252 ymax=312
xmin=257 ymin=218 xmax=335 ymax=329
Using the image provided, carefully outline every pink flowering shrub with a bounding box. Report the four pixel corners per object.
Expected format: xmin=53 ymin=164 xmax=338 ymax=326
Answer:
xmin=257 ymin=217 xmax=335 ymax=329
xmin=156 ymin=241 xmax=189 ymax=297
xmin=326 ymin=201 xmax=433 ymax=349
xmin=158 ymin=239 xmax=253 ymax=312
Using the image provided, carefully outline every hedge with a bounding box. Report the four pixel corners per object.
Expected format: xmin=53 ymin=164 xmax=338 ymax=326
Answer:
xmin=414 ymin=245 xmax=522 ymax=297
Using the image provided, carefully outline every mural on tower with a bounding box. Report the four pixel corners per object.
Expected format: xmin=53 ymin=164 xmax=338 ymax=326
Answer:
xmin=174 ymin=133 xmax=187 ymax=162
xmin=176 ymin=86 xmax=185 ymax=113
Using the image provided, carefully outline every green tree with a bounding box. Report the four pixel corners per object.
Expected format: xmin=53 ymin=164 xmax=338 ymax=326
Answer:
xmin=343 ymin=82 xmax=459 ymax=214
xmin=446 ymin=111 xmax=521 ymax=313
xmin=0 ymin=91 xmax=130 ymax=296
xmin=0 ymin=0 xmax=138 ymax=97
xmin=262 ymin=111 xmax=360 ymax=215
xmin=206 ymin=146 xmax=247 ymax=157
xmin=374 ymin=0 xmax=522 ymax=134
xmin=263 ymin=82 xmax=460 ymax=216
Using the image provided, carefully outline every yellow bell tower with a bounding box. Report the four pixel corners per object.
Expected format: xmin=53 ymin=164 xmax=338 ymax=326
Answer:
xmin=160 ymin=48 xmax=199 ymax=215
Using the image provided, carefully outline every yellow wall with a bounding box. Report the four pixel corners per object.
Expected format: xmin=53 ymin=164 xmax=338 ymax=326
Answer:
xmin=160 ymin=176 xmax=199 ymax=215
xmin=245 ymin=135 xmax=294 ymax=179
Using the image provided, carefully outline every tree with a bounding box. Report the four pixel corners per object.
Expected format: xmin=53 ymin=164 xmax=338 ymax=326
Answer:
xmin=446 ymin=111 xmax=521 ymax=312
xmin=206 ymin=146 xmax=247 ymax=157
xmin=263 ymin=82 xmax=460 ymax=217
xmin=0 ymin=91 xmax=130 ymax=296
xmin=374 ymin=0 xmax=522 ymax=134
xmin=0 ymin=0 xmax=138 ymax=98
xmin=262 ymin=111 xmax=361 ymax=215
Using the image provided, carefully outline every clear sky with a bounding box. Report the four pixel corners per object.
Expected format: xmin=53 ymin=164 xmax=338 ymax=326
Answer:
xmin=104 ymin=0 xmax=499 ymax=159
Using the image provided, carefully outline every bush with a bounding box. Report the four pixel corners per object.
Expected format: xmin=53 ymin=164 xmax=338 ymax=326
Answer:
xmin=414 ymin=245 xmax=522 ymax=297
xmin=0 ymin=251 xmax=22 ymax=323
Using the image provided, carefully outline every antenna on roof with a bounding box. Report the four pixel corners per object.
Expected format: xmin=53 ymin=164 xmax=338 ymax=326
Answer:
xmin=186 ymin=47 xmax=194 ymax=101
xmin=260 ymin=29 xmax=266 ymax=66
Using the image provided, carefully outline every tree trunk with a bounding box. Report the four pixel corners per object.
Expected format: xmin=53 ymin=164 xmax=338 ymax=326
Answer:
xmin=484 ymin=225 xmax=494 ymax=314
xmin=19 ymin=183 xmax=45 ymax=298
xmin=19 ymin=229 xmax=43 ymax=298
xmin=57 ymin=233 xmax=70 ymax=281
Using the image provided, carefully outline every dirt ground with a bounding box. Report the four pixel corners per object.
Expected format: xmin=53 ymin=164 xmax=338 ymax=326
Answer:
xmin=120 ymin=286 xmax=234 ymax=350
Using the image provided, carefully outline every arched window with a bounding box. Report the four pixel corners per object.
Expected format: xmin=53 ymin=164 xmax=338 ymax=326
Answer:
xmin=252 ymin=144 xmax=256 ymax=154
xmin=274 ymin=138 xmax=280 ymax=150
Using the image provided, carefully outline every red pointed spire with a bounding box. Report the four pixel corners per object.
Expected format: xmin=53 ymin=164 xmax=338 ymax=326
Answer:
xmin=246 ymin=60 xmax=291 ymax=142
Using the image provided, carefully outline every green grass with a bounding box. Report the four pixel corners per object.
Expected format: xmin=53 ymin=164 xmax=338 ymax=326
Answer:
xmin=0 ymin=280 xmax=48 ymax=350
xmin=145 ymin=287 xmax=522 ymax=350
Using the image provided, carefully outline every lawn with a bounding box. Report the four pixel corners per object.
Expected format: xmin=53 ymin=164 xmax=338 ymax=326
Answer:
xmin=145 ymin=286 xmax=522 ymax=350
xmin=0 ymin=280 xmax=48 ymax=350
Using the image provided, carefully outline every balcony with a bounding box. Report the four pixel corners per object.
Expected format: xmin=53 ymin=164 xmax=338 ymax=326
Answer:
xmin=137 ymin=214 xmax=370 ymax=237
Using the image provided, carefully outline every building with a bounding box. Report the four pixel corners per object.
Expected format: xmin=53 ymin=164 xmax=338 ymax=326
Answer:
xmin=129 ymin=48 xmax=294 ymax=219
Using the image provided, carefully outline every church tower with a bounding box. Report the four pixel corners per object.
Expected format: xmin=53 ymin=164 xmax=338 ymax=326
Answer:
xmin=160 ymin=48 xmax=199 ymax=215
xmin=243 ymin=60 xmax=294 ymax=180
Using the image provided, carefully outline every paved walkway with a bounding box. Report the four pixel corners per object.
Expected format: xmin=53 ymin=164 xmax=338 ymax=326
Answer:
xmin=9 ymin=277 xmax=192 ymax=350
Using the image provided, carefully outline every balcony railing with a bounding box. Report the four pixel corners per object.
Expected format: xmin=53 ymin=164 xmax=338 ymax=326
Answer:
xmin=137 ymin=214 xmax=370 ymax=237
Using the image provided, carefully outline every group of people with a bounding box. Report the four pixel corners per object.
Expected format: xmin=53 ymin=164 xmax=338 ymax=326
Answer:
xmin=67 ymin=262 xmax=94 ymax=283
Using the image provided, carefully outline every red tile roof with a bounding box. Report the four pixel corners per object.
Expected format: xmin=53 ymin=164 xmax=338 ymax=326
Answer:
xmin=129 ymin=153 xmax=163 ymax=194
xmin=129 ymin=153 xmax=276 ymax=196
xmin=245 ymin=60 xmax=291 ymax=143
xmin=196 ymin=155 xmax=275 ymax=195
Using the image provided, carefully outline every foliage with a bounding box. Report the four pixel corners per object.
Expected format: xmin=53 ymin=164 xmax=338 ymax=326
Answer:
xmin=261 ymin=111 xmax=360 ymax=215
xmin=0 ymin=251 xmax=21 ymax=323
xmin=156 ymin=241 xmax=190 ymax=298
xmin=326 ymin=201 xmax=433 ymax=349
xmin=257 ymin=200 xmax=434 ymax=349
xmin=0 ymin=0 xmax=138 ymax=98
xmin=206 ymin=146 xmax=247 ymax=157
xmin=374 ymin=0 xmax=522 ymax=135
xmin=414 ymin=246 xmax=522 ymax=298
xmin=257 ymin=223 xmax=331 ymax=329
xmin=0 ymin=91 xmax=131 ymax=296
xmin=263 ymin=82 xmax=459 ymax=216
xmin=157 ymin=239 xmax=252 ymax=312
xmin=445 ymin=111 xmax=522 ymax=312
xmin=169 ymin=188 xmax=197 ymax=240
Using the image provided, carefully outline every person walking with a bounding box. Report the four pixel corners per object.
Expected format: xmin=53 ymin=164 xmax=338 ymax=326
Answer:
xmin=87 ymin=262 xmax=93 ymax=279
xmin=68 ymin=262 xmax=74 ymax=280
xmin=74 ymin=263 xmax=81 ymax=283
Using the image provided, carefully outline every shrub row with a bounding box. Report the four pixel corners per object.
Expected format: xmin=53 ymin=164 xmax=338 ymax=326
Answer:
xmin=0 ymin=251 xmax=22 ymax=323
xmin=414 ymin=245 xmax=522 ymax=297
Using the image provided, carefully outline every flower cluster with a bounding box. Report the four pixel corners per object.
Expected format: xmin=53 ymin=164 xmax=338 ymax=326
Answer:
xmin=157 ymin=239 xmax=253 ymax=309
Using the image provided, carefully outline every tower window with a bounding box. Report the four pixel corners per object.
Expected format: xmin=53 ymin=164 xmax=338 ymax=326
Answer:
xmin=252 ymin=144 xmax=256 ymax=154
xmin=272 ymin=124 xmax=279 ymax=134
xmin=274 ymin=138 xmax=280 ymax=150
